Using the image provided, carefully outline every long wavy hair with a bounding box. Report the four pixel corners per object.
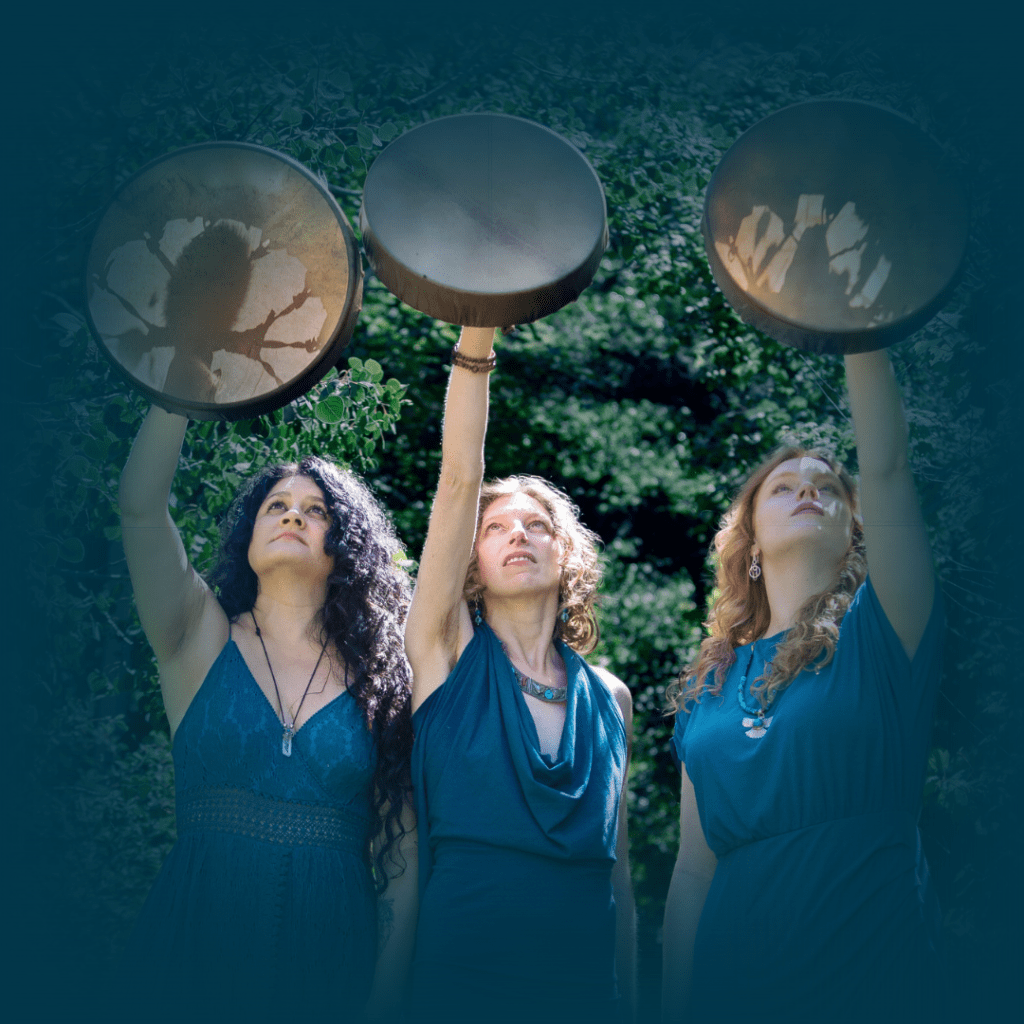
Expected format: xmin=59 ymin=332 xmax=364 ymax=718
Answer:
xmin=208 ymin=457 xmax=412 ymax=890
xmin=462 ymin=476 xmax=602 ymax=655
xmin=669 ymin=446 xmax=867 ymax=713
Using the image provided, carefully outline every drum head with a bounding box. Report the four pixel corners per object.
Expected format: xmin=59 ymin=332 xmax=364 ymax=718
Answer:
xmin=702 ymin=100 xmax=968 ymax=354
xmin=360 ymin=113 xmax=608 ymax=327
xmin=85 ymin=143 xmax=362 ymax=420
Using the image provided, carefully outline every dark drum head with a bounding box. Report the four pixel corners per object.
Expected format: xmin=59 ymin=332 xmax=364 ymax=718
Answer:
xmin=702 ymin=100 xmax=969 ymax=354
xmin=85 ymin=143 xmax=362 ymax=420
xmin=360 ymin=113 xmax=608 ymax=327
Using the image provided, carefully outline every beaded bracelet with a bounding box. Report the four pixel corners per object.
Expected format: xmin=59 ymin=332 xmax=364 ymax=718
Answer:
xmin=451 ymin=345 xmax=497 ymax=373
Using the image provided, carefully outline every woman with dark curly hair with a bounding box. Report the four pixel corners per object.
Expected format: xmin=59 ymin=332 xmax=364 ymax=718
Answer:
xmin=117 ymin=407 xmax=417 ymax=1022
xmin=662 ymin=350 xmax=945 ymax=1024
xmin=404 ymin=326 xmax=636 ymax=1024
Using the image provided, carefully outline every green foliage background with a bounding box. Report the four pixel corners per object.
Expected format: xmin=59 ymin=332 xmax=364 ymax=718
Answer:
xmin=12 ymin=7 xmax=1020 ymax=1018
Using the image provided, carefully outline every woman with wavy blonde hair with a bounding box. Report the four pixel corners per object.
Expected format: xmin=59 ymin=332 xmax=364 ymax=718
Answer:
xmin=662 ymin=351 xmax=945 ymax=1024
xmin=405 ymin=327 xmax=635 ymax=1024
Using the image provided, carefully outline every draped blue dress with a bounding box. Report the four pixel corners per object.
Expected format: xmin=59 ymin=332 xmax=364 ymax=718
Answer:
xmin=411 ymin=621 xmax=627 ymax=1024
xmin=120 ymin=636 xmax=377 ymax=1022
xmin=672 ymin=578 xmax=945 ymax=1023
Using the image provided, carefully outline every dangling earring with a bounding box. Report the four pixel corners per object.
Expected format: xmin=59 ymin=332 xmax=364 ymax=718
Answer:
xmin=748 ymin=552 xmax=762 ymax=580
xmin=473 ymin=604 xmax=483 ymax=626
xmin=559 ymin=608 xmax=569 ymax=623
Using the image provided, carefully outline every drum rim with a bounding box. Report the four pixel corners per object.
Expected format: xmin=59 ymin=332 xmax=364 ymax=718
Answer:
xmin=701 ymin=97 xmax=969 ymax=353
xmin=359 ymin=112 xmax=608 ymax=326
xmin=83 ymin=140 xmax=363 ymax=421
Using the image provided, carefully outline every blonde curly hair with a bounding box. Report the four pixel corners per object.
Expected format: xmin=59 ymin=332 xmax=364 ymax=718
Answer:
xmin=669 ymin=446 xmax=867 ymax=712
xmin=463 ymin=476 xmax=602 ymax=654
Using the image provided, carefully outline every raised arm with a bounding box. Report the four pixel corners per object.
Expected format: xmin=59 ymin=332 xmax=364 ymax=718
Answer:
xmin=404 ymin=326 xmax=496 ymax=711
xmin=119 ymin=405 xmax=227 ymax=734
xmin=661 ymin=766 xmax=717 ymax=1024
xmin=844 ymin=350 xmax=934 ymax=659
xmin=598 ymin=669 xmax=637 ymax=1024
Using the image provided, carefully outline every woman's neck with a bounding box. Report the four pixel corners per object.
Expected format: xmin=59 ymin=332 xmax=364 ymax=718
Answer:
xmin=759 ymin=551 xmax=839 ymax=638
xmin=485 ymin=593 xmax=561 ymax=676
xmin=250 ymin=587 xmax=325 ymax=647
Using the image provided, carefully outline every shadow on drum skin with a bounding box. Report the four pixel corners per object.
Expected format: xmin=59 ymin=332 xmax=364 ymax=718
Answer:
xmin=85 ymin=142 xmax=364 ymax=421
xmin=702 ymin=99 xmax=969 ymax=355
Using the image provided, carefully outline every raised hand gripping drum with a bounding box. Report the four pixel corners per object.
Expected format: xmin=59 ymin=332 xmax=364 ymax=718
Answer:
xmin=359 ymin=113 xmax=608 ymax=328
xmin=85 ymin=142 xmax=363 ymax=420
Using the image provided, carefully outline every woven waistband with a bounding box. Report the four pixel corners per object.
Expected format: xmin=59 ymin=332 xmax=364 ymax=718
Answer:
xmin=177 ymin=786 xmax=368 ymax=852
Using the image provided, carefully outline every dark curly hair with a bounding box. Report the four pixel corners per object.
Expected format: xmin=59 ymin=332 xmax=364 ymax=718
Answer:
xmin=208 ymin=456 xmax=413 ymax=891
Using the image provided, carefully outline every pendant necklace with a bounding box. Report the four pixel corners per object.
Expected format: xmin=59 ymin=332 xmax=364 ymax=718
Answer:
xmin=500 ymin=641 xmax=568 ymax=703
xmin=251 ymin=610 xmax=330 ymax=756
xmin=736 ymin=644 xmax=774 ymax=738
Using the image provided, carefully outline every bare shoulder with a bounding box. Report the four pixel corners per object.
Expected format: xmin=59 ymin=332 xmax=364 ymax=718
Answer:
xmin=589 ymin=663 xmax=633 ymax=725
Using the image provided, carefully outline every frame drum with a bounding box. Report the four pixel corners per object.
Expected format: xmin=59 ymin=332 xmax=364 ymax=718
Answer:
xmin=359 ymin=113 xmax=608 ymax=327
xmin=85 ymin=142 xmax=362 ymax=420
xmin=702 ymin=100 xmax=969 ymax=354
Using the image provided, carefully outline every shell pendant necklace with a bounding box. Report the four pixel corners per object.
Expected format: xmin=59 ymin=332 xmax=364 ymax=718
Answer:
xmin=251 ymin=610 xmax=330 ymax=756
xmin=736 ymin=644 xmax=775 ymax=739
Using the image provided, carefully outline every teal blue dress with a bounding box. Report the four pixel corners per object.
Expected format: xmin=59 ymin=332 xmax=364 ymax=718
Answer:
xmin=411 ymin=621 xmax=627 ymax=1024
xmin=121 ymin=635 xmax=377 ymax=1022
xmin=672 ymin=578 xmax=945 ymax=1023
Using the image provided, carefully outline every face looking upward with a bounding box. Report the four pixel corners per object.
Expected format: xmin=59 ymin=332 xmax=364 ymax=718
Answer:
xmin=475 ymin=492 xmax=563 ymax=601
xmin=247 ymin=475 xmax=334 ymax=581
xmin=752 ymin=457 xmax=854 ymax=570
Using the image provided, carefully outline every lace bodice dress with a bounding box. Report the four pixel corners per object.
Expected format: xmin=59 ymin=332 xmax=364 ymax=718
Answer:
xmin=120 ymin=636 xmax=377 ymax=1022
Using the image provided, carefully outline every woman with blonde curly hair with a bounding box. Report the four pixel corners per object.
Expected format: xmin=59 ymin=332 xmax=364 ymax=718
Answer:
xmin=405 ymin=327 xmax=635 ymax=1024
xmin=662 ymin=350 xmax=945 ymax=1024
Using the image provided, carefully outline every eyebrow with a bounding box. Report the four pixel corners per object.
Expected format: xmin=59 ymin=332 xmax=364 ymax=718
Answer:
xmin=264 ymin=490 xmax=325 ymax=503
xmin=481 ymin=507 xmax=553 ymax=526
xmin=767 ymin=469 xmax=842 ymax=485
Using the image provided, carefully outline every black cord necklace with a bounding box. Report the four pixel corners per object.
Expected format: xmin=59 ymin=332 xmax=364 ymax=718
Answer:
xmin=251 ymin=610 xmax=330 ymax=757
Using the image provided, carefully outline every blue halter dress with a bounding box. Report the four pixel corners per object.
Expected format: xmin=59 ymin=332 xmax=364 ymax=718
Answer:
xmin=120 ymin=633 xmax=377 ymax=1022
xmin=410 ymin=620 xmax=627 ymax=1024
xmin=672 ymin=578 xmax=945 ymax=1023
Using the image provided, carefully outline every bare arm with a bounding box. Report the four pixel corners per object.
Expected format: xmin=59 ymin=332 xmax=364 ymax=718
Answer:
xmin=594 ymin=667 xmax=637 ymax=1023
xmin=661 ymin=765 xmax=717 ymax=1023
xmin=844 ymin=351 xmax=934 ymax=659
xmin=119 ymin=405 xmax=227 ymax=734
xmin=612 ymin=692 xmax=636 ymax=1022
xmin=405 ymin=326 xmax=496 ymax=712
xmin=365 ymin=801 xmax=419 ymax=1022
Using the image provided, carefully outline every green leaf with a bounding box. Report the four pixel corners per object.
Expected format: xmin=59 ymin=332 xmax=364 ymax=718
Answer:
xmin=281 ymin=106 xmax=303 ymax=125
xmin=377 ymin=122 xmax=398 ymax=142
xmin=60 ymin=538 xmax=86 ymax=563
xmin=328 ymin=70 xmax=351 ymax=91
xmin=363 ymin=358 xmax=384 ymax=382
xmin=103 ymin=524 xmax=122 ymax=541
xmin=314 ymin=397 xmax=346 ymax=424
xmin=356 ymin=125 xmax=374 ymax=149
